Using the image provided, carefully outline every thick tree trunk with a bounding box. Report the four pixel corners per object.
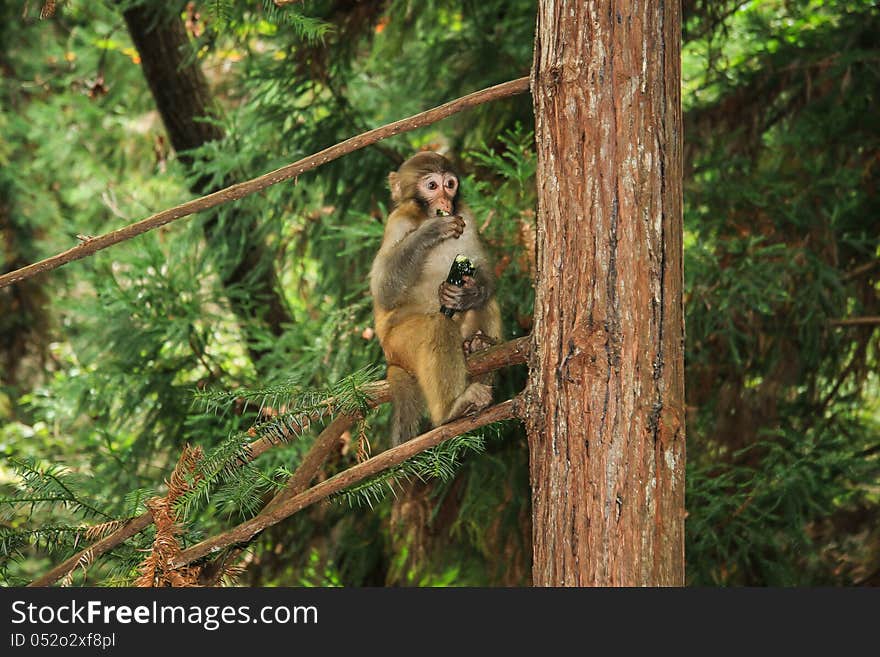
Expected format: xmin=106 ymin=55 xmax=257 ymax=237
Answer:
xmin=526 ymin=1 xmax=685 ymax=585
xmin=123 ymin=5 xmax=291 ymax=362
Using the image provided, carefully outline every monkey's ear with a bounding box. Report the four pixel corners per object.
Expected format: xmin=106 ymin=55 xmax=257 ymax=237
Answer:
xmin=388 ymin=172 xmax=401 ymax=203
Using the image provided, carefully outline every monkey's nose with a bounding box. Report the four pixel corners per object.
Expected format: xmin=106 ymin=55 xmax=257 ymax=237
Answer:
xmin=436 ymin=197 xmax=454 ymax=214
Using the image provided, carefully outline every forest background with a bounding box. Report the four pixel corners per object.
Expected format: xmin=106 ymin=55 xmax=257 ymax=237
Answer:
xmin=0 ymin=0 xmax=877 ymax=586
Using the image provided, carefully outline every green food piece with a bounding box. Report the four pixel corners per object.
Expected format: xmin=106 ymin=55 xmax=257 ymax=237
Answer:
xmin=440 ymin=254 xmax=476 ymax=317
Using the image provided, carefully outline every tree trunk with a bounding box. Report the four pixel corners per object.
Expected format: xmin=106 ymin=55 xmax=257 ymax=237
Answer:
xmin=526 ymin=1 xmax=685 ymax=586
xmin=0 ymin=18 xmax=49 ymax=390
xmin=123 ymin=5 xmax=291 ymax=364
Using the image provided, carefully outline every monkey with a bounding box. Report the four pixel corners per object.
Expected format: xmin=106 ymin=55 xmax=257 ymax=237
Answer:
xmin=369 ymin=152 xmax=502 ymax=446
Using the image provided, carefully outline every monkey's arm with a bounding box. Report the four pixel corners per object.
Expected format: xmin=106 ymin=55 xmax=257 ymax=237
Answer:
xmin=373 ymin=214 xmax=465 ymax=309
xmin=438 ymin=267 xmax=495 ymax=312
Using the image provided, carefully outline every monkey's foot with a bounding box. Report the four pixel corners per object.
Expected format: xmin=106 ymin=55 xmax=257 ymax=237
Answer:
xmin=445 ymin=382 xmax=493 ymax=422
xmin=463 ymin=330 xmax=496 ymax=356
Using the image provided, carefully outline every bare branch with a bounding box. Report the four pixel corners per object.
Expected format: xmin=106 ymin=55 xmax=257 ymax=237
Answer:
xmin=829 ymin=317 xmax=880 ymax=327
xmin=28 ymin=336 xmax=530 ymax=586
xmin=842 ymin=260 xmax=880 ymax=281
xmin=0 ymin=77 xmax=530 ymax=290
xmin=261 ymin=414 xmax=358 ymax=513
xmin=171 ymin=399 xmax=520 ymax=569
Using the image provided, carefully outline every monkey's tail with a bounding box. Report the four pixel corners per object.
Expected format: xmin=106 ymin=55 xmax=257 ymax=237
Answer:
xmin=387 ymin=365 xmax=424 ymax=447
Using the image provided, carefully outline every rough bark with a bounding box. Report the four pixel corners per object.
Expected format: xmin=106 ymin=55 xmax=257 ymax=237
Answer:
xmin=526 ymin=1 xmax=685 ymax=586
xmin=122 ymin=4 xmax=292 ymax=360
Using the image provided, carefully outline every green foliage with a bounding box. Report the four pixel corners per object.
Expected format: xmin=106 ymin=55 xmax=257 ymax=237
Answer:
xmin=681 ymin=0 xmax=880 ymax=585
xmin=465 ymin=125 xmax=537 ymax=342
xmin=0 ymin=456 xmax=148 ymax=585
xmin=0 ymin=458 xmax=112 ymax=521
xmin=200 ymin=0 xmax=331 ymax=41
xmin=174 ymin=365 xmax=381 ymax=520
xmin=193 ymin=364 xmax=379 ymax=421
xmin=688 ymin=413 xmax=879 ymax=585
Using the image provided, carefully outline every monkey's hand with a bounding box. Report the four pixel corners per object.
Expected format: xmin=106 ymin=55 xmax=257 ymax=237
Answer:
xmin=438 ymin=275 xmax=485 ymax=312
xmin=424 ymin=213 xmax=465 ymax=242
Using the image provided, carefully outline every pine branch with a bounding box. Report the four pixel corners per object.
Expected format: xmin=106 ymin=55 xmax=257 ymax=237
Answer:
xmin=1 ymin=525 xmax=91 ymax=556
xmin=5 ymin=458 xmax=113 ymax=521
xmin=179 ymin=368 xmax=383 ymax=519
xmin=29 ymin=514 xmax=154 ymax=587
xmin=0 ymin=77 xmax=531 ymax=289
xmin=194 ymin=364 xmax=379 ymax=420
xmin=28 ymin=336 xmax=530 ymax=586
xmin=171 ymin=398 xmax=521 ymax=569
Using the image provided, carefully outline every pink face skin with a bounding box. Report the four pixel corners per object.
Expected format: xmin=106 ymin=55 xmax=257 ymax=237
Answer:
xmin=418 ymin=172 xmax=459 ymax=215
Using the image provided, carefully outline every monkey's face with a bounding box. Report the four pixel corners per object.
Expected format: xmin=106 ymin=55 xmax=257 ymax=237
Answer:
xmin=417 ymin=172 xmax=459 ymax=216
xmin=389 ymin=152 xmax=461 ymax=214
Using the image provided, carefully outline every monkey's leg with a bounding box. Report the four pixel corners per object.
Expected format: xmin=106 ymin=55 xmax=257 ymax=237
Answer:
xmin=405 ymin=316 xmax=468 ymax=425
xmin=385 ymin=315 xmax=489 ymax=428
xmin=451 ymin=306 xmax=502 ymax=416
xmin=461 ymin=330 xmax=497 ymax=400
xmin=410 ymin=316 xmax=493 ymax=425
xmin=387 ymin=365 xmax=424 ymax=446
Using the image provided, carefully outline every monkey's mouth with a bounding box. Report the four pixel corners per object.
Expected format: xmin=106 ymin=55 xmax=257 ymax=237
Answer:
xmin=436 ymin=209 xmax=452 ymax=217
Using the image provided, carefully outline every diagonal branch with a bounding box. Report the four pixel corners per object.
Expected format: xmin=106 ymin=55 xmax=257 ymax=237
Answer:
xmin=842 ymin=260 xmax=880 ymax=281
xmin=0 ymin=77 xmax=530 ymax=289
xmin=29 ymin=514 xmax=154 ymax=587
xmin=28 ymin=336 xmax=530 ymax=586
xmin=172 ymin=398 xmax=522 ymax=569
xmin=829 ymin=317 xmax=880 ymax=327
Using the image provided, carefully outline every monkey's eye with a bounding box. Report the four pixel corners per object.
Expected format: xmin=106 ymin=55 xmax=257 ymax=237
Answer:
xmin=427 ymin=180 xmax=439 ymax=191
xmin=445 ymin=179 xmax=457 ymax=189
